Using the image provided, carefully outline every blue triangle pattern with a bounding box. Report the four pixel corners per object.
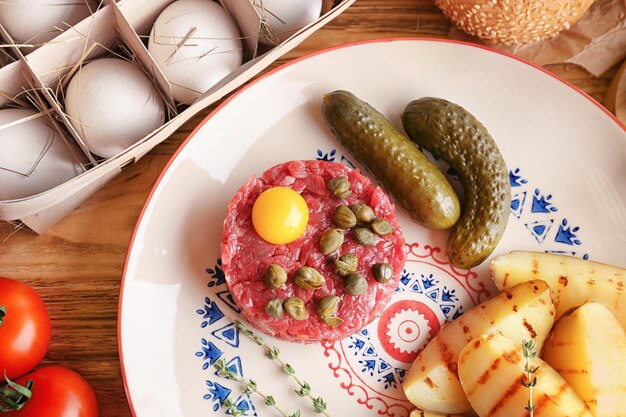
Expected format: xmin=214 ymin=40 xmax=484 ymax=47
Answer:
xmin=524 ymin=220 xmax=554 ymax=244
xmin=440 ymin=304 xmax=454 ymax=317
xmin=510 ymin=191 xmax=526 ymax=218
xmin=226 ymin=356 xmax=244 ymax=378
xmin=378 ymin=360 xmax=391 ymax=373
xmin=426 ymin=289 xmax=439 ymax=302
xmin=211 ymin=322 xmax=240 ymax=348
xmin=228 ymin=394 xmax=257 ymax=416
xmin=216 ymin=290 xmax=241 ymax=313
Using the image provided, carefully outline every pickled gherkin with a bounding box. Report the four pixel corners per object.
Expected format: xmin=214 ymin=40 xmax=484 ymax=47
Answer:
xmin=402 ymin=97 xmax=511 ymax=269
xmin=321 ymin=90 xmax=460 ymax=230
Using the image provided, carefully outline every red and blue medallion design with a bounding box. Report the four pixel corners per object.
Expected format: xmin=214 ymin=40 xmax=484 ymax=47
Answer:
xmin=322 ymin=243 xmax=489 ymax=417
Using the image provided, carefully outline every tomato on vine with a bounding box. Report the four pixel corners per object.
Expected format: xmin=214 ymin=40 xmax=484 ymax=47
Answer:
xmin=0 ymin=366 xmax=98 ymax=416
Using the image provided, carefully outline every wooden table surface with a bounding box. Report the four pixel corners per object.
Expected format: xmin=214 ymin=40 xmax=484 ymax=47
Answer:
xmin=0 ymin=1 xmax=622 ymax=416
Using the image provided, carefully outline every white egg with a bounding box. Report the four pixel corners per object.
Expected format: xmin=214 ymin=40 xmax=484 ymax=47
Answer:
xmin=64 ymin=58 xmax=166 ymax=159
xmin=0 ymin=108 xmax=83 ymax=200
xmin=148 ymin=0 xmax=243 ymax=105
xmin=0 ymin=0 xmax=95 ymax=46
xmin=255 ymin=0 xmax=323 ymax=45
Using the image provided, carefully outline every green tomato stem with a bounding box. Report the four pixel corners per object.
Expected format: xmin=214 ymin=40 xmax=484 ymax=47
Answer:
xmin=0 ymin=373 xmax=33 ymax=412
xmin=0 ymin=306 xmax=6 ymax=327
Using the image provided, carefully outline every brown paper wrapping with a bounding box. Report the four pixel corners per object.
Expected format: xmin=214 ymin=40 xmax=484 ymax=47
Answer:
xmin=450 ymin=0 xmax=626 ymax=77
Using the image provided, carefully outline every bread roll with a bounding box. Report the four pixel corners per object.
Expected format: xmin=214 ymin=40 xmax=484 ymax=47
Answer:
xmin=436 ymin=0 xmax=594 ymax=44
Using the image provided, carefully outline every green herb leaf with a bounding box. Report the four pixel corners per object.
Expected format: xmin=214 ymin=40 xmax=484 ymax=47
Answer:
xmin=296 ymin=382 xmax=311 ymax=397
xmin=283 ymin=364 xmax=295 ymax=376
xmin=312 ymin=396 xmax=327 ymax=413
xmin=244 ymin=379 xmax=258 ymax=394
xmin=521 ymin=339 xmax=538 ymax=417
xmin=234 ymin=320 xmax=332 ymax=417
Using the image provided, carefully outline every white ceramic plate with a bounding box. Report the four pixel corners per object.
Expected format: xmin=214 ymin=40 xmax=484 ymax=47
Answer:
xmin=119 ymin=39 xmax=626 ymax=417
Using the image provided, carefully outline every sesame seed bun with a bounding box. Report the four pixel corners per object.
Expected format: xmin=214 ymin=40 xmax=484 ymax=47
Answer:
xmin=435 ymin=0 xmax=595 ymax=45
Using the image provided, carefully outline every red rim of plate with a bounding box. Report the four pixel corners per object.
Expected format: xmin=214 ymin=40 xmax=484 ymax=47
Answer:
xmin=117 ymin=37 xmax=626 ymax=417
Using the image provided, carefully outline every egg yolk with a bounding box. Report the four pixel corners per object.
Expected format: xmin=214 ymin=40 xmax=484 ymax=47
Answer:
xmin=252 ymin=187 xmax=309 ymax=245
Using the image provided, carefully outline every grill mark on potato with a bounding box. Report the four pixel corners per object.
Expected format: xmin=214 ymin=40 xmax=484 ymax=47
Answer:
xmin=424 ymin=376 xmax=436 ymax=389
xmin=502 ymin=348 xmax=521 ymax=364
xmin=532 ymin=256 xmax=539 ymax=276
xmin=512 ymin=304 xmax=518 ymax=312
xmin=505 ymin=291 xmax=513 ymax=300
xmin=549 ymin=340 xmax=574 ymax=347
xmin=523 ymin=319 xmax=537 ymax=338
xmin=437 ymin=338 xmax=454 ymax=363
xmin=534 ymin=382 xmax=575 ymax=416
xmin=557 ymin=368 xmax=589 ymax=375
xmin=466 ymin=357 xmax=502 ymax=396
xmin=558 ymin=275 xmax=568 ymax=287
xmin=533 ymin=392 xmax=555 ymax=416
xmin=487 ymin=379 xmax=523 ymax=416
xmin=502 ymin=272 xmax=509 ymax=287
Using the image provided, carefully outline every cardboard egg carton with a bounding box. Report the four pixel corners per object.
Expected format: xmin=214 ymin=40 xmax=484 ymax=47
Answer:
xmin=0 ymin=0 xmax=354 ymax=233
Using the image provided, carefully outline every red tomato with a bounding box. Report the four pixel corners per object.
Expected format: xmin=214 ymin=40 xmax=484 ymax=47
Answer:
xmin=0 ymin=277 xmax=51 ymax=379
xmin=2 ymin=366 xmax=98 ymax=417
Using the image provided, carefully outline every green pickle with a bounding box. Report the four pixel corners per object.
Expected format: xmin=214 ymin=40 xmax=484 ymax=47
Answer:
xmin=321 ymin=90 xmax=460 ymax=230
xmin=402 ymin=97 xmax=511 ymax=269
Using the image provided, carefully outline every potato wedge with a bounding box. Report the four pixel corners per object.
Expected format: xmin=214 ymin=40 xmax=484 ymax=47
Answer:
xmin=543 ymin=302 xmax=626 ymax=417
xmin=402 ymin=280 xmax=555 ymax=414
xmin=490 ymin=251 xmax=625 ymax=327
xmin=458 ymin=333 xmax=592 ymax=417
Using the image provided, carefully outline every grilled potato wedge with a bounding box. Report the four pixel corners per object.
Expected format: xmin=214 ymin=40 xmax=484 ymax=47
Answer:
xmin=458 ymin=333 xmax=592 ymax=417
xmin=402 ymin=280 xmax=555 ymax=414
xmin=490 ymin=251 xmax=625 ymax=328
xmin=543 ymin=303 xmax=626 ymax=417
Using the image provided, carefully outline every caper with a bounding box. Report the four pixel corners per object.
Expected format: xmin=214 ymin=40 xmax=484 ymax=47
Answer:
xmin=334 ymin=253 xmax=358 ymax=276
xmin=350 ymin=203 xmax=376 ymax=226
xmin=322 ymin=316 xmax=344 ymax=328
xmin=283 ymin=297 xmax=308 ymax=320
xmin=316 ymin=295 xmax=340 ymax=318
xmin=333 ymin=204 xmax=357 ymax=229
xmin=320 ymin=228 xmax=344 ymax=255
xmin=265 ymin=298 xmax=284 ymax=319
xmin=371 ymin=218 xmax=392 ymax=236
xmin=327 ymin=176 xmax=351 ymax=199
xmin=371 ymin=263 xmax=393 ymax=284
xmin=293 ymin=266 xmax=325 ymax=290
xmin=344 ymin=273 xmax=368 ymax=296
xmin=265 ymin=264 xmax=287 ymax=289
xmin=353 ymin=227 xmax=376 ymax=246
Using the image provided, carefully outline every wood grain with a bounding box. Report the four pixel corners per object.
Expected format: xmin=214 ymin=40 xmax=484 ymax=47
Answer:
xmin=0 ymin=1 xmax=621 ymax=416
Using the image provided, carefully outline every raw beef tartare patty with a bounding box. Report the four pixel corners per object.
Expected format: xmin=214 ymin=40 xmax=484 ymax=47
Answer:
xmin=221 ymin=160 xmax=406 ymax=342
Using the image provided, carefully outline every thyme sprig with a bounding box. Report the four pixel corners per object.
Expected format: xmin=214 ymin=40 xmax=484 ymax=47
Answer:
xmin=235 ymin=320 xmax=331 ymax=416
xmin=215 ymin=358 xmax=300 ymax=417
xmin=521 ymin=339 xmax=539 ymax=417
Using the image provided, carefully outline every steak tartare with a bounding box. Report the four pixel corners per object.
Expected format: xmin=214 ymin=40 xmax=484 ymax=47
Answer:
xmin=221 ymin=160 xmax=406 ymax=342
